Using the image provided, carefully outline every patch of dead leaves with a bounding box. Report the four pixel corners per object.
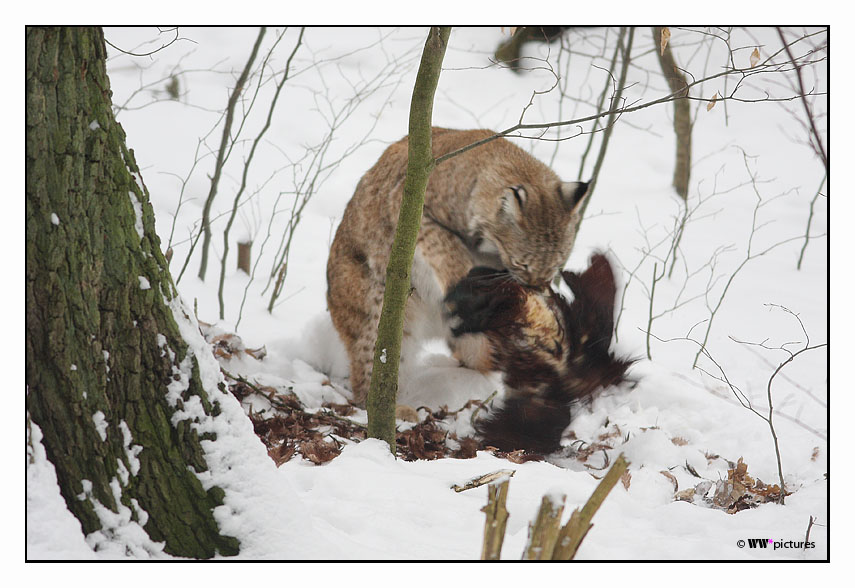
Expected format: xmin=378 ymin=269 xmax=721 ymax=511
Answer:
xmin=199 ymin=322 xmax=267 ymax=361
xmin=674 ymin=457 xmax=785 ymax=513
xmin=229 ymin=378 xmax=488 ymax=465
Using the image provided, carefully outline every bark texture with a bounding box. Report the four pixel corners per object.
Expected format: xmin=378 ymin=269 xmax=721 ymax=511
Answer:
xmin=366 ymin=26 xmax=451 ymax=449
xmin=26 ymin=26 xmax=239 ymax=558
xmin=653 ymin=26 xmax=692 ymax=200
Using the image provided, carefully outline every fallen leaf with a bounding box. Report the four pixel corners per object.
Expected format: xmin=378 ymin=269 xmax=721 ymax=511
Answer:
xmin=245 ymin=345 xmax=267 ymax=360
xmin=660 ymin=470 xmax=679 ymax=492
xmin=301 ymin=439 xmax=341 ymax=465
xmin=620 ymin=470 xmax=632 ymax=490
xmin=675 ymin=488 xmax=695 ymax=502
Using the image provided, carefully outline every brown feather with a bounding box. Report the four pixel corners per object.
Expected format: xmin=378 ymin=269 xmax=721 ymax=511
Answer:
xmin=445 ymin=252 xmax=633 ymax=454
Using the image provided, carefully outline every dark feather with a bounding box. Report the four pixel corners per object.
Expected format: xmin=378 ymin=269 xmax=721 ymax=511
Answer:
xmin=445 ymin=252 xmax=633 ymax=454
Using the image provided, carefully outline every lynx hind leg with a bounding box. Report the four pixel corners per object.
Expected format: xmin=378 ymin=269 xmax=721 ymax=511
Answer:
xmin=327 ymin=248 xmax=385 ymax=407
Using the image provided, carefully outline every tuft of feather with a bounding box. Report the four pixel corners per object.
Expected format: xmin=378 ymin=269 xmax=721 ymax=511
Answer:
xmin=445 ymin=252 xmax=633 ymax=454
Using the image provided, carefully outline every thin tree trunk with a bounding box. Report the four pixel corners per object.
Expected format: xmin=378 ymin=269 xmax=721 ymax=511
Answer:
xmin=366 ymin=27 xmax=451 ymax=450
xmin=653 ymin=26 xmax=692 ymax=200
xmin=197 ymin=27 xmax=266 ymax=281
xmin=577 ymin=27 xmax=634 ymax=225
xmin=26 ymin=26 xmax=238 ymax=558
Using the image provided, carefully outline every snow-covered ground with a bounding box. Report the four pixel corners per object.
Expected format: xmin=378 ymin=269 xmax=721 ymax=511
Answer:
xmin=27 ymin=27 xmax=828 ymax=563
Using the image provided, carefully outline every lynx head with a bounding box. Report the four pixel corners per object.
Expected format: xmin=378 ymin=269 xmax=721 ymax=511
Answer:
xmin=470 ymin=158 xmax=589 ymax=288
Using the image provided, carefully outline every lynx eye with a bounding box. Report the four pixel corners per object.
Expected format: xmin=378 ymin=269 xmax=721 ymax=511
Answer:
xmin=510 ymin=185 xmax=526 ymax=209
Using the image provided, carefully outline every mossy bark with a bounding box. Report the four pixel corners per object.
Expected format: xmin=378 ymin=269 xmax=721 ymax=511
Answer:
xmin=366 ymin=27 xmax=451 ymax=450
xmin=26 ymin=27 xmax=239 ymax=558
xmin=653 ymin=26 xmax=691 ymax=200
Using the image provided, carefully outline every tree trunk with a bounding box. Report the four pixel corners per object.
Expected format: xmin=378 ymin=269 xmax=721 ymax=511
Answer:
xmin=653 ymin=26 xmax=691 ymax=201
xmin=26 ymin=26 xmax=239 ymax=558
xmin=366 ymin=27 xmax=451 ymax=450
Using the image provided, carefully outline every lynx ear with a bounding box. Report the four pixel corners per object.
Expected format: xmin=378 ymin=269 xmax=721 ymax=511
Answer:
xmin=560 ymin=181 xmax=589 ymax=211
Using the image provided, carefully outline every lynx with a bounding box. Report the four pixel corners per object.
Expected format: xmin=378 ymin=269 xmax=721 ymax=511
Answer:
xmin=326 ymin=128 xmax=589 ymax=405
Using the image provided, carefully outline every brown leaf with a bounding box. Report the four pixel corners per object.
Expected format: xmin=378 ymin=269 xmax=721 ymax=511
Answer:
xmin=660 ymin=470 xmax=679 ymax=492
xmin=211 ymin=333 xmax=244 ymax=359
xmin=811 ymin=446 xmax=820 ymax=461
xmin=269 ymin=442 xmax=296 ymax=467
xmin=670 ymin=436 xmax=689 ymax=446
xmin=491 ymin=448 xmax=543 ymax=463
xmin=707 ymin=92 xmax=718 ymax=111
xmin=660 ymin=27 xmax=671 ymax=56
xmin=301 ymin=439 xmax=341 ymax=465
xmin=620 ymin=470 xmax=632 ymax=490
xmin=323 ymin=402 xmax=355 ymax=417
xmin=453 ymin=436 xmax=480 ymax=459
xmin=245 ymin=345 xmax=267 ymax=360
xmin=675 ymin=488 xmax=695 ymax=502
xmin=749 ymin=47 xmax=761 ymax=68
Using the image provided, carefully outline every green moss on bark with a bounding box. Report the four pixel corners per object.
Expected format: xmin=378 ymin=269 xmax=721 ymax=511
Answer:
xmin=26 ymin=27 xmax=238 ymax=558
xmin=366 ymin=27 xmax=451 ymax=450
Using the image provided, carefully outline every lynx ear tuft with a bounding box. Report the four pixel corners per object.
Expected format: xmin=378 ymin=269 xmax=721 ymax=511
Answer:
xmin=560 ymin=181 xmax=589 ymax=211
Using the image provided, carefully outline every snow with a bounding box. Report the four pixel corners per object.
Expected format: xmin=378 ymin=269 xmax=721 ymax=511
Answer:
xmin=138 ymin=276 xmax=150 ymax=290
xmin=25 ymin=26 xmax=828 ymax=564
xmin=50 ymin=212 xmax=59 ymax=225
xmin=76 ymin=476 xmax=166 ymax=558
xmin=91 ymin=411 xmax=107 ymax=442
xmin=26 ymin=417 xmax=95 ymax=560
xmin=128 ymin=190 xmax=145 ymax=240
xmin=118 ymin=420 xmax=143 ymax=476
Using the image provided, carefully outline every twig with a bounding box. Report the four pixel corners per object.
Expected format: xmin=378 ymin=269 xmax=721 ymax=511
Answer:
xmin=523 ymin=493 xmax=566 ymax=560
xmin=575 ymin=29 xmax=624 ymax=179
xmin=197 ymin=27 xmax=266 ymax=282
xmin=552 ymin=453 xmax=629 ymax=560
xmin=104 ymin=27 xmax=191 ymax=58
xmin=451 ymin=469 xmax=516 ymax=493
xmin=646 ymin=262 xmax=658 ymax=360
xmin=480 ymin=476 xmax=511 ymax=560
xmin=578 ymin=27 xmax=635 ymax=223
xmin=804 ymin=515 xmax=816 ymax=549
xmin=776 ymin=28 xmax=827 ymax=169
xmin=797 ymin=173 xmax=826 ymax=270
xmin=216 ymin=28 xmax=304 ymax=320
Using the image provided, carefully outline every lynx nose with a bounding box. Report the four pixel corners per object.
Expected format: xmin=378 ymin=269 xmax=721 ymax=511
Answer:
xmin=515 ymin=270 xmax=550 ymax=292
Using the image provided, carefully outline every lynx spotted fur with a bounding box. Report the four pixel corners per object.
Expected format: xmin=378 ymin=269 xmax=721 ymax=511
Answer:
xmin=326 ymin=128 xmax=588 ymax=405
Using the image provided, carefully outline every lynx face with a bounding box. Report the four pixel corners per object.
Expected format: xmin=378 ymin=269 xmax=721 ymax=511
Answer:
xmin=473 ymin=180 xmax=589 ymax=289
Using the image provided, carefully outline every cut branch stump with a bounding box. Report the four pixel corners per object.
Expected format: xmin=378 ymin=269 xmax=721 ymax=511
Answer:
xmin=480 ymin=476 xmax=511 ymax=560
xmin=522 ymin=492 xmax=566 ymax=560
